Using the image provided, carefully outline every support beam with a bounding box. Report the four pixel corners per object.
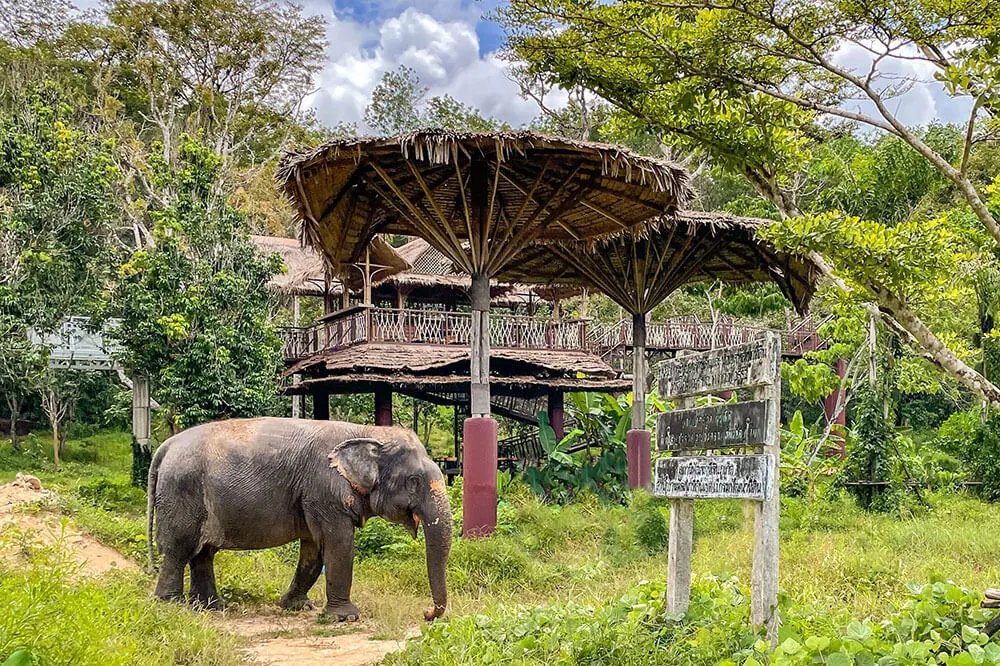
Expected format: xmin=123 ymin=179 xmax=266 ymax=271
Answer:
xmin=313 ymin=390 xmax=330 ymax=421
xmin=627 ymin=311 xmax=651 ymax=490
xmin=469 ymin=272 xmax=491 ymax=417
xmin=547 ymin=390 xmax=565 ymax=442
xmin=375 ymin=387 xmax=393 ymax=426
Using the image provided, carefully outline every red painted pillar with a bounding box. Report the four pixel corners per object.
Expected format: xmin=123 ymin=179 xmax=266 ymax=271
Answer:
xmin=313 ymin=390 xmax=329 ymax=421
xmin=627 ymin=429 xmax=651 ymax=489
xmin=374 ymin=387 xmax=392 ymax=426
xmin=823 ymin=359 xmax=848 ymax=457
xmin=547 ymin=391 xmax=565 ymax=442
xmin=462 ymin=416 xmax=497 ymax=538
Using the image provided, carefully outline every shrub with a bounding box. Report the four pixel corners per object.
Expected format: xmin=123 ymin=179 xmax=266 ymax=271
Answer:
xmin=75 ymin=477 xmax=146 ymax=513
xmin=634 ymin=508 xmax=668 ymax=554
xmin=355 ymin=518 xmax=411 ymax=560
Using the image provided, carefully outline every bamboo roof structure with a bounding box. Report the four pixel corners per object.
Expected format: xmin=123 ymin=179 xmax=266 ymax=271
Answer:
xmin=277 ymin=129 xmax=693 ymax=275
xmin=251 ymin=234 xmax=409 ymax=295
xmin=497 ymin=211 xmax=818 ymax=315
xmin=374 ymin=237 xmax=539 ymax=306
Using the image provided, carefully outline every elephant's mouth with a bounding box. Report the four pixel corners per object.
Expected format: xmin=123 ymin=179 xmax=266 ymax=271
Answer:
xmin=402 ymin=512 xmax=419 ymax=539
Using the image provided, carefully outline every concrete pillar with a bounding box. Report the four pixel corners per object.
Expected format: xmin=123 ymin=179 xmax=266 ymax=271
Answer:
xmin=627 ymin=311 xmax=651 ymax=490
xmin=462 ymin=416 xmax=497 ymax=538
xmin=132 ymin=375 xmax=151 ymax=448
xmin=313 ymin=390 xmax=330 ymax=421
xmin=547 ymin=390 xmax=565 ymax=442
xmin=626 ymin=429 xmax=652 ymax=489
xmin=374 ymin=387 xmax=392 ymax=426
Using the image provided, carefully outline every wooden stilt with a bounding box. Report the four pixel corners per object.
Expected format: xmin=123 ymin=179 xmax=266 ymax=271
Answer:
xmin=469 ymin=272 xmax=491 ymax=417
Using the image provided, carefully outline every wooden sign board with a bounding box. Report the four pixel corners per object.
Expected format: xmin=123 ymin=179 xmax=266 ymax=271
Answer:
xmin=654 ymin=454 xmax=773 ymax=501
xmin=657 ymin=400 xmax=772 ymax=452
xmin=656 ymin=335 xmax=781 ymax=400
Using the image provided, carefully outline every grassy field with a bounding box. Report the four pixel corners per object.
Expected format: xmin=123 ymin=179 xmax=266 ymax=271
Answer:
xmin=2 ymin=429 xmax=1000 ymax=664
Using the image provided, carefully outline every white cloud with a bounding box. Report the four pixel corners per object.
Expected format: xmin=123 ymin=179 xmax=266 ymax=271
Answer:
xmin=303 ymin=2 xmax=541 ymax=131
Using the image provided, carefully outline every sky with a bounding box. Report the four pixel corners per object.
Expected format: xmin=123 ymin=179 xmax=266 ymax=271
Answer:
xmin=300 ymin=0 xmax=545 ymax=131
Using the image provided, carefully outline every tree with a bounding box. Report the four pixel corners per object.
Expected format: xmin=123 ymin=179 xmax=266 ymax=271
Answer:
xmin=499 ymin=0 xmax=1000 ymax=406
xmin=364 ymin=66 xmax=506 ymax=134
xmin=104 ymin=135 xmax=284 ymax=433
xmin=0 ymin=82 xmax=120 ymax=446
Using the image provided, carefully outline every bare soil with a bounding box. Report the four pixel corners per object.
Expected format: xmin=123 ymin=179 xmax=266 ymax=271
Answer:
xmin=0 ymin=476 xmax=414 ymax=666
xmin=219 ymin=611 xmax=414 ymax=666
xmin=0 ymin=482 xmax=137 ymax=576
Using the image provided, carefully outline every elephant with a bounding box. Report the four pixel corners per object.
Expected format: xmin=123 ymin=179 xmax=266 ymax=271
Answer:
xmin=145 ymin=417 xmax=452 ymax=621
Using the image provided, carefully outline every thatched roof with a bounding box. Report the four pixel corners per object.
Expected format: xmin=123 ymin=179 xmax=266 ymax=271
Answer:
xmin=284 ymin=343 xmax=620 ymax=380
xmin=253 ymin=234 xmax=410 ymax=294
xmin=277 ymin=129 xmax=692 ymax=276
xmin=496 ymin=211 xmax=818 ymax=314
xmin=285 ymin=373 xmax=630 ymax=397
xmin=252 ymin=235 xmax=336 ymax=297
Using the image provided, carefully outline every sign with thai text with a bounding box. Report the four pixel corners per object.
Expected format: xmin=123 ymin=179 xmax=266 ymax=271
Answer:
xmin=657 ymin=400 xmax=771 ymax=452
xmin=656 ymin=337 xmax=780 ymax=399
xmin=654 ymin=454 xmax=773 ymax=501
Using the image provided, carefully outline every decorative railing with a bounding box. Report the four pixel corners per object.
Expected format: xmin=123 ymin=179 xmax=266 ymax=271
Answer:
xmin=588 ymin=315 xmax=827 ymax=357
xmin=278 ymin=306 xmax=591 ymax=362
xmin=28 ymin=317 xmax=120 ymax=370
xmin=278 ymin=308 xmax=827 ymax=364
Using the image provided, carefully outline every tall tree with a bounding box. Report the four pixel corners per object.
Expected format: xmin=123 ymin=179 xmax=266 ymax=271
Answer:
xmin=499 ymin=0 xmax=1000 ymax=405
xmin=104 ymin=135 xmax=284 ymax=433
xmin=364 ymin=66 xmax=506 ymax=134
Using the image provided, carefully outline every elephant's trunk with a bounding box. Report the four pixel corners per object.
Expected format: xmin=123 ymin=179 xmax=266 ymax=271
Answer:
xmin=420 ymin=481 xmax=452 ymax=620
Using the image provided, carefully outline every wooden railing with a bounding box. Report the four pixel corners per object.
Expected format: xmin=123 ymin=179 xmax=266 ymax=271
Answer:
xmin=278 ymin=306 xmax=591 ymax=362
xmin=279 ymin=307 xmax=828 ymax=363
xmin=589 ymin=315 xmax=827 ymax=357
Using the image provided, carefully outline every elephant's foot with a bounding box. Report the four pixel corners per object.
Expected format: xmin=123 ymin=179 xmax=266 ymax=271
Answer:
xmin=279 ymin=594 xmax=315 ymax=611
xmin=323 ymin=601 xmax=360 ymax=622
xmin=189 ymin=593 xmax=225 ymax=611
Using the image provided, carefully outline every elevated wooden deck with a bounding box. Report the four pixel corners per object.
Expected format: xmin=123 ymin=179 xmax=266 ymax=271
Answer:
xmin=278 ymin=308 xmax=826 ymax=366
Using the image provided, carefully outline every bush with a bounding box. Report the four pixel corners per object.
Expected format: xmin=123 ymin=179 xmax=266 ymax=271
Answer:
xmin=355 ymin=518 xmax=411 ymax=560
xmin=386 ymin=576 xmax=1000 ymax=666
xmin=634 ymin=508 xmax=668 ymax=554
xmin=75 ymin=477 xmax=146 ymax=513
xmin=0 ymin=536 xmax=241 ymax=665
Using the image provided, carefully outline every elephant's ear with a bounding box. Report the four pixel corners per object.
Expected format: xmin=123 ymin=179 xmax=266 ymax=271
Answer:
xmin=329 ymin=438 xmax=382 ymax=495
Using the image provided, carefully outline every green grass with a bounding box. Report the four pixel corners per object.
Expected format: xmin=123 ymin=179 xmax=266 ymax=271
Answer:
xmin=5 ymin=430 xmax=1000 ymax=663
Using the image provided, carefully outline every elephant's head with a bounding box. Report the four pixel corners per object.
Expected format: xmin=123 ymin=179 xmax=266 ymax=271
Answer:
xmin=329 ymin=429 xmax=453 ymax=620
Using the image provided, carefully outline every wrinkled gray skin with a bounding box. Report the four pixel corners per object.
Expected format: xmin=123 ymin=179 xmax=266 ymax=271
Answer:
xmin=146 ymin=417 xmax=452 ymax=621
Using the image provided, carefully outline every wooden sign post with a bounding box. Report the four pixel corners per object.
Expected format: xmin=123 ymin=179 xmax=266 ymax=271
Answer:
xmin=654 ymin=332 xmax=781 ymax=644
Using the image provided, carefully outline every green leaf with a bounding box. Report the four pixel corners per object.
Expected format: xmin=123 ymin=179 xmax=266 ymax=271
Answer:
xmin=2 ymin=650 xmax=36 ymax=666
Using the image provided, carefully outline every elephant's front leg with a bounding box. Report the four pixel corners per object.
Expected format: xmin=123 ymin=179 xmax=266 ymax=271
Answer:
xmin=279 ymin=537 xmax=323 ymax=611
xmin=321 ymin=521 xmax=359 ymax=621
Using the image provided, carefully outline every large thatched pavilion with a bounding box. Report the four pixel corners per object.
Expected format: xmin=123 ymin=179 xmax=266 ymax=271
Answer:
xmin=277 ymin=129 xmax=818 ymax=536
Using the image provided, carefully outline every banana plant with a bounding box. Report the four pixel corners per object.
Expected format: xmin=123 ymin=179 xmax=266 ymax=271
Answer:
xmin=780 ymin=410 xmax=845 ymax=501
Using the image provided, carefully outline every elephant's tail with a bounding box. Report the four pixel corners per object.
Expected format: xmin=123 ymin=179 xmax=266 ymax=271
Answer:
xmin=146 ymin=442 xmax=167 ymax=572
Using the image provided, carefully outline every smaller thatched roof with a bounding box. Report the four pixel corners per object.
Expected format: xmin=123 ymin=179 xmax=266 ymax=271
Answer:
xmin=497 ymin=210 xmax=819 ymax=314
xmin=253 ymin=234 xmax=410 ymax=295
xmin=285 ymin=373 xmax=630 ymax=397
xmin=283 ymin=343 xmax=620 ymax=380
xmin=252 ymin=235 xmax=337 ymax=298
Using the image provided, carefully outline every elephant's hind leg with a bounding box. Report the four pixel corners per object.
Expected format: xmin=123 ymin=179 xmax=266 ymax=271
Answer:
xmin=189 ymin=545 xmax=223 ymax=610
xmin=279 ymin=537 xmax=323 ymax=611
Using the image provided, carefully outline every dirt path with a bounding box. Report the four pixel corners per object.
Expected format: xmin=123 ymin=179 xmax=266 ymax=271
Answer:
xmin=219 ymin=611 xmax=415 ymax=666
xmin=0 ymin=481 xmax=137 ymax=576
xmin=1 ymin=476 xmax=414 ymax=666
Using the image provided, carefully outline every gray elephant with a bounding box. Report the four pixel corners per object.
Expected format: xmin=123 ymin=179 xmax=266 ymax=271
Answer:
xmin=145 ymin=417 xmax=452 ymax=621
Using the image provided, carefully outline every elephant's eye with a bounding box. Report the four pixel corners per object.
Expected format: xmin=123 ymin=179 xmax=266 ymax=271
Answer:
xmin=405 ymin=474 xmax=421 ymax=495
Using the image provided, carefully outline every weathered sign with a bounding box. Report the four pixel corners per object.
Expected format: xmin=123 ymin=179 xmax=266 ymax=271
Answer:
xmin=656 ymin=335 xmax=780 ymax=399
xmin=657 ymin=400 xmax=771 ymax=452
xmin=654 ymin=454 xmax=773 ymax=501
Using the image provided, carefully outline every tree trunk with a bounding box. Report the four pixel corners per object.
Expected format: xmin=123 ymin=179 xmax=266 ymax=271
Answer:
xmin=6 ymin=394 xmax=22 ymax=451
